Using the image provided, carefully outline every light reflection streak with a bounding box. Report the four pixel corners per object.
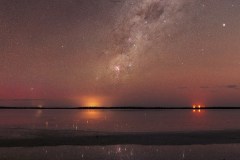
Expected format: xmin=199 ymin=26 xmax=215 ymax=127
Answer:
xmin=76 ymin=110 xmax=104 ymax=120
xmin=35 ymin=110 xmax=42 ymax=118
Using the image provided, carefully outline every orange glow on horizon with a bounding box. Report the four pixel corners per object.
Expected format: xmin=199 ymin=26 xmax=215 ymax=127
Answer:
xmin=85 ymin=98 xmax=101 ymax=107
xmin=82 ymin=97 xmax=102 ymax=107
xmin=74 ymin=95 xmax=112 ymax=107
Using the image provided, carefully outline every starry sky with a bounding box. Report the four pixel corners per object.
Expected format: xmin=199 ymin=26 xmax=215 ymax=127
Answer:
xmin=0 ymin=0 xmax=240 ymax=107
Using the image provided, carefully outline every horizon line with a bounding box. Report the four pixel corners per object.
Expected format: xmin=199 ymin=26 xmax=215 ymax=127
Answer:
xmin=0 ymin=99 xmax=239 ymax=108
xmin=1 ymin=106 xmax=240 ymax=109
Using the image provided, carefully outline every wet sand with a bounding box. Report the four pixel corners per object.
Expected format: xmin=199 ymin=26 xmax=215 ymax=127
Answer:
xmin=1 ymin=129 xmax=240 ymax=147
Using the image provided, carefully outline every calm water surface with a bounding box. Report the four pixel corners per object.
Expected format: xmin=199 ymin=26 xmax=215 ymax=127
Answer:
xmin=0 ymin=109 xmax=240 ymax=160
xmin=0 ymin=109 xmax=240 ymax=132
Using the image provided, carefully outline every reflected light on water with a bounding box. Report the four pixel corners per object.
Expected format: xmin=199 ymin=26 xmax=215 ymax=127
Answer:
xmin=77 ymin=110 xmax=103 ymax=120
xmin=73 ymin=95 xmax=112 ymax=122
xmin=192 ymin=104 xmax=205 ymax=114
xmin=192 ymin=108 xmax=204 ymax=114
xmin=84 ymin=110 xmax=102 ymax=119
xmin=35 ymin=110 xmax=43 ymax=118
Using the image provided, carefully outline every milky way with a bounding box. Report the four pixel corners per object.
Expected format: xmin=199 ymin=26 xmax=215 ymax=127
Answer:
xmin=1 ymin=0 xmax=240 ymax=106
xmin=100 ymin=0 xmax=199 ymax=83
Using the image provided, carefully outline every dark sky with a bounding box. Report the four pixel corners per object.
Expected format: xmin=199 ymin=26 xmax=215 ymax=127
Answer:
xmin=0 ymin=0 xmax=240 ymax=107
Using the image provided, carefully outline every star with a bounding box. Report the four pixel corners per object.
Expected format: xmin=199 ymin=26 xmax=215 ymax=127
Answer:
xmin=114 ymin=66 xmax=120 ymax=72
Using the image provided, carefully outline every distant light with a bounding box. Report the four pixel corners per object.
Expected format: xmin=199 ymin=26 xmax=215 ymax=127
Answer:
xmin=222 ymin=23 xmax=226 ymax=27
xmin=192 ymin=104 xmax=204 ymax=113
xmin=75 ymin=95 xmax=110 ymax=107
xmin=83 ymin=97 xmax=101 ymax=107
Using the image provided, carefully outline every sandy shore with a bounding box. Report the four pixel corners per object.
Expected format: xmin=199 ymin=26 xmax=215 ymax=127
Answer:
xmin=0 ymin=129 xmax=240 ymax=147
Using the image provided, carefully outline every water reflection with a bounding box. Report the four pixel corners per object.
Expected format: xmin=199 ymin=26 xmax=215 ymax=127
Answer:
xmin=192 ymin=109 xmax=201 ymax=113
xmin=1 ymin=144 xmax=240 ymax=160
xmin=192 ymin=108 xmax=203 ymax=114
xmin=35 ymin=109 xmax=43 ymax=118
xmin=77 ymin=110 xmax=103 ymax=120
xmin=1 ymin=110 xmax=240 ymax=132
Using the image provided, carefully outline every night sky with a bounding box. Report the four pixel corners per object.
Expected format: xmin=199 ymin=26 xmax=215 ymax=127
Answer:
xmin=0 ymin=0 xmax=240 ymax=107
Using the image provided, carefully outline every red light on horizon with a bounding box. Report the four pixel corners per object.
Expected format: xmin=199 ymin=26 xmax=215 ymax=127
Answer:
xmin=192 ymin=104 xmax=205 ymax=108
xmin=192 ymin=104 xmax=205 ymax=113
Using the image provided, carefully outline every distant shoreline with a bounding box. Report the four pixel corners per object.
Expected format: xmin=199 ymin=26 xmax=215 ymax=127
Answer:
xmin=1 ymin=106 xmax=240 ymax=109
xmin=1 ymin=129 xmax=240 ymax=147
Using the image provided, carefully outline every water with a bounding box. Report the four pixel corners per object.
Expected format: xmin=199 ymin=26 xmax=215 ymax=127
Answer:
xmin=0 ymin=109 xmax=240 ymax=159
xmin=1 ymin=144 xmax=240 ymax=160
xmin=1 ymin=109 xmax=240 ymax=132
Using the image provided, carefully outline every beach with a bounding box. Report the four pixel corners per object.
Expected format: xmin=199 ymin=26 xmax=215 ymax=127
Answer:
xmin=1 ymin=109 xmax=240 ymax=159
xmin=1 ymin=129 xmax=240 ymax=147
